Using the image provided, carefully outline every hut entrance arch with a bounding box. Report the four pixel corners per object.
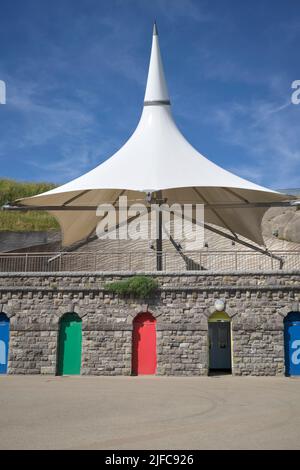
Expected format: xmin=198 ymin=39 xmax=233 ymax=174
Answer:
xmin=208 ymin=311 xmax=232 ymax=373
xmin=57 ymin=313 xmax=82 ymax=376
xmin=284 ymin=312 xmax=300 ymax=377
xmin=0 ymin=313 xmax=10 ymax=374
xmin=132 ymin=312 xmax=157 ymax=375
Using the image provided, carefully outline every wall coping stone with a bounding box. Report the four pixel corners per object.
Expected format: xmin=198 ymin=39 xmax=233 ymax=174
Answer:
xmin=0 ymin=285 xmax=299 ymax=293
xmin=0 ymin=270 xmax=300 ymax=277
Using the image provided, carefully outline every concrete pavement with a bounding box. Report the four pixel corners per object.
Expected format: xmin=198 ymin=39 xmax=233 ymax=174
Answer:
xmin=0 ymin=375 xmax=300 ymax=450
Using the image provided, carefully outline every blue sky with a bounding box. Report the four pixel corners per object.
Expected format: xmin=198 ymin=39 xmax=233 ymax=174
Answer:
xmin=0 ymin=0 xmax=299 ymax=189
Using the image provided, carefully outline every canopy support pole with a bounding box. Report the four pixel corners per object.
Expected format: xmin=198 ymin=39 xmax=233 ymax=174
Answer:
xmin=156 ymin=209 xmax=163 ymax=270
xmin=160 ymin=207 xmax=284 ymax=269
xmin=164 ymin=227 xmax=203 ymax=270
xmin=3 ymin=200 xmax=299 ymax=211
xmin=203 ymin=222 xmax=283 ymax=267
xmin=155 ymin=191 xmax=163 ymax=271
xmin=192 ymin=187 xmax=238 ymax=238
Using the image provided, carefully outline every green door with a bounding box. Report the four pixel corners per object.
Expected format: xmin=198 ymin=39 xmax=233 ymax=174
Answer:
xmin=58 ymin=313 xmax=82 ymax=375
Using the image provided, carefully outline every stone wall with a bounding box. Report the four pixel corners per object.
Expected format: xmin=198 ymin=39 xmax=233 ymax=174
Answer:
xmin=0 ymin=271 xmax=299 ymax=376
xmin=0 ymin=231 xmax=61 ymax=253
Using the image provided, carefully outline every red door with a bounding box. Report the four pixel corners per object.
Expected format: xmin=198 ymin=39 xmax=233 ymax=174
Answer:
xmin=132 ymin=312 xmax=157 ymax=375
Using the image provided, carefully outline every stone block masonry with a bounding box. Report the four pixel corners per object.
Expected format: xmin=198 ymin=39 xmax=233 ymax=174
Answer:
xmin=0 ymin=270 xmax=299 ymax=376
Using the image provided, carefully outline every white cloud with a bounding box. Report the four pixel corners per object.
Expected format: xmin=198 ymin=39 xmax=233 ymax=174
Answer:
xmin=0 ymin=76 xmax=113 ymax=182
xmin=209 ymin=97 xmax=300 ymax=188
xmin=28 ymin=139 xmax=114 ymax=182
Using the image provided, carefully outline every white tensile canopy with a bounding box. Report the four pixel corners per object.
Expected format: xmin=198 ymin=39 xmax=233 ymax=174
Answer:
xmin=15 ymin=24 xmax=292 ymax=249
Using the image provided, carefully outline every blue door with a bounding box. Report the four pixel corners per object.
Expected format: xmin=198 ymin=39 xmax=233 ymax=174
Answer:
xmin=0 ymin=313 xmax=10 ymax=374
xmin=284 ymin=312 xmax=300 ymax=376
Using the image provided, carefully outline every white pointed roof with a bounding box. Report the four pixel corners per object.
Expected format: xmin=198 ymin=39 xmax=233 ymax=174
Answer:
xmin=144 ymin=23 xmax=170 ymax=104
xmin=18 ymin=24 xmax=291 ymax=247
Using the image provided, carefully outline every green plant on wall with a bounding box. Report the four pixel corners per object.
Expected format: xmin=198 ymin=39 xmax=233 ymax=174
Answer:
xmin=106 ymin=276 xmax=158 ymax=298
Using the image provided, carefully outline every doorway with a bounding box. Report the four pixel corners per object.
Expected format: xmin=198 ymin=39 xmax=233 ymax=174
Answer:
xmin=208 ymin=311 xmax=232 ymax=374
xmin=0 ymin=313 xmax=10 ymax=374
xmin=284 ymin=312 xmax=300 ymax=377
xmin=57 ymin=313 xmax=82 ymax=375
xmin=132 ymin=312 xmax=156 ymax=375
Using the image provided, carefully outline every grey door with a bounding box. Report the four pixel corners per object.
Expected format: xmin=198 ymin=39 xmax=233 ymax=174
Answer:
xmin=209 ymin=322 xmax=231 ymax=370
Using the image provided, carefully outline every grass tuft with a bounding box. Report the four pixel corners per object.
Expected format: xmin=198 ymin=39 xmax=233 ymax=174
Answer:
xmin=0 ymin=179 xmax=59 ymax=231
xmin=106 ymin=276 xmax=159 ymax=298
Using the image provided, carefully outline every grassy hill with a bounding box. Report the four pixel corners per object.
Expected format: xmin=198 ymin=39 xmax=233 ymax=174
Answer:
xmin=0 ymin=179 xmax=60 ymax=231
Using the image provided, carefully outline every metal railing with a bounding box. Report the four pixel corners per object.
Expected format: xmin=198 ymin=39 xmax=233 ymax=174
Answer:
xmin=0 ymin=250 xmax=300 ymax=272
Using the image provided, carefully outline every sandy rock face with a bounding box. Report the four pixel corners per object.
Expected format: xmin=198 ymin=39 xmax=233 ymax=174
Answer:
xmin=263 ymin=207 xmax=300 ymax=243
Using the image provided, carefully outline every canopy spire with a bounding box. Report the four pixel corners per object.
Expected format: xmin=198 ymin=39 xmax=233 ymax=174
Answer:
xmin=144 ymin=22 xmax=170 ymax=106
